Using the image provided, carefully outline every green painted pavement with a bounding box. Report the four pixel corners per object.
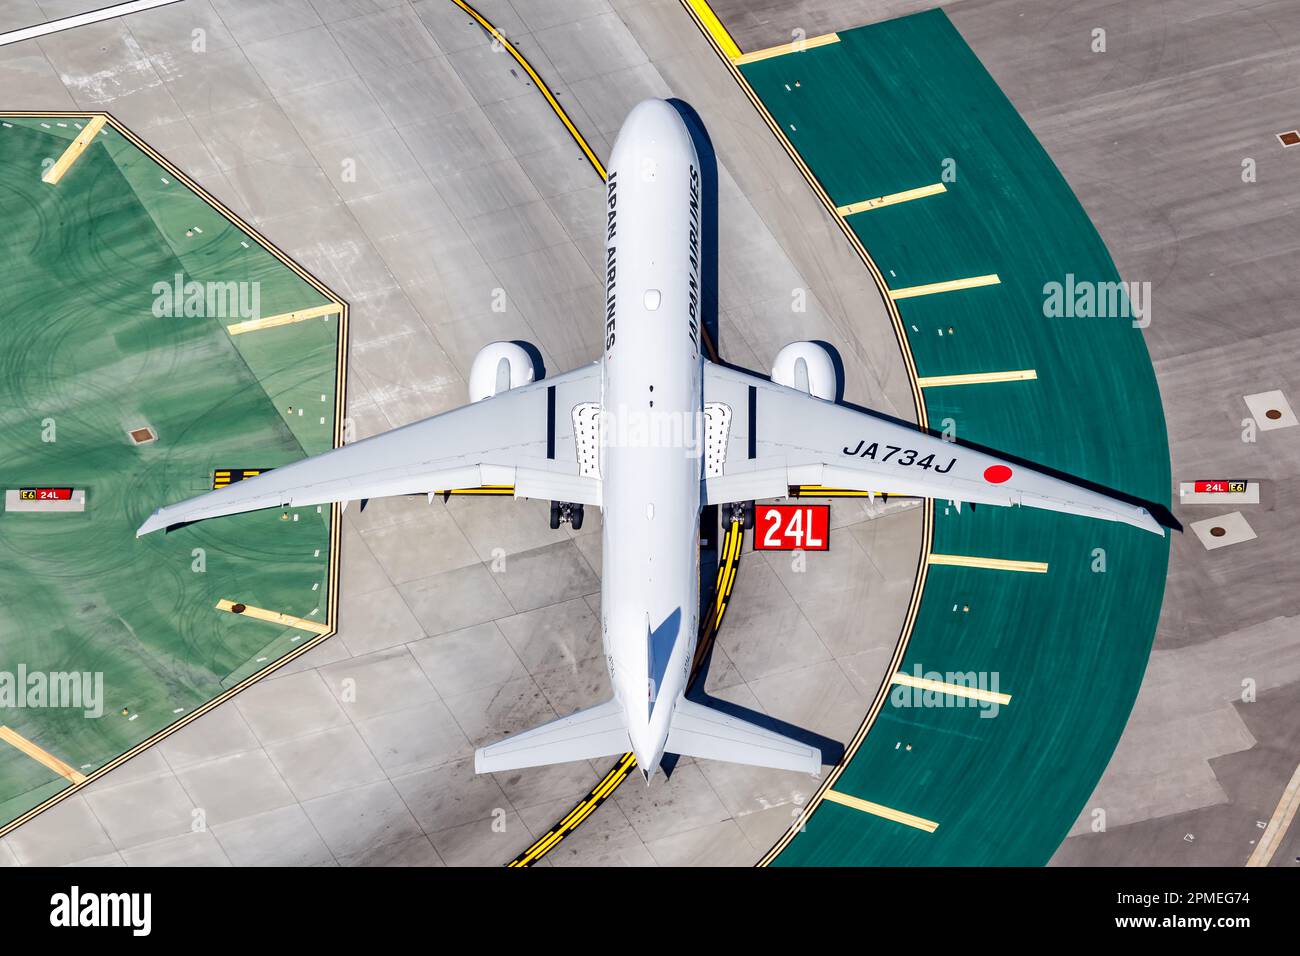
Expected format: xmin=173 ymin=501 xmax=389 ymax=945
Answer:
xmin=740 ymin=10 xmax=1171 ymax=865
xmin=0 ymin=119 xmax=340 ymax=829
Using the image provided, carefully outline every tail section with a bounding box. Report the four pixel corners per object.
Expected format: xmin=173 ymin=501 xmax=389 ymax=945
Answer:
xmin=475 ymin=698 xmax=630 ymax=773
xmin=665 ymin=698 xmax=821 ymax=774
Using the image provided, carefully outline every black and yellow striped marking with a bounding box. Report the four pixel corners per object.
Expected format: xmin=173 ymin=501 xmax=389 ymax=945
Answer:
xmin=507 ymin=518 xmax=745 ymax=866
xmin=789 ymin=485 xmax=911 ymax=499
xmin=212 ymin=468 xmax=268 ymax=489
xmin=437 ymin=485 xmax=515 ymax=496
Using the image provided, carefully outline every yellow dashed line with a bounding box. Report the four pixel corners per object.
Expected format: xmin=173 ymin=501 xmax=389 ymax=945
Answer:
xmin=917 ymin=369 xmax=1038 ymax=388
xmin=0 ymin=726 xmax=86 ymax=784
xmin=216 ymin=599 xmax=330 ymax=635
xmin=838 ymin=182 xmax=946 ymax=215
xmin=889 ymin=274 xmax=1001 ymax=300
xmin=822 ymin=789 xmax=938 ymax=832
xmin=41 ymin=115 xmax=106 ymax=184
xmin=227 ymin=303 xmax=340 ymax=336
xmin=510 ymin=524 xmax=743 ymax=866
xmin=733 ymin=32 xmax=840 ymax=65
xmin=892 ymin=672 xmax=1012 ymax=706
xmin=928 ymin=553 xmax=1049 ymax=573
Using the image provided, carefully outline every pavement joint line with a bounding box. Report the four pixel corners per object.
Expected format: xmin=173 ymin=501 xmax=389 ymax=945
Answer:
xmin=917 ymin=369 xmax=1038 ymax=388
xmin=838 ymin=182 xmax=947 ymax=215
xmin=0 ymin=0 xmax=183 ymax=47
xmin=1246 ymin=762 xmax=1300 ymax=866
xmin=0 ymin=726 xmax=86 ymax=784
xmin=733 ymin=32 xmax=841 ymax=65
xmin=683 ymin=0 xmax=741 ymax=60
xmin=928 ymin=553 xmax=1049 ymax=573
xmin=227 ymin=302 xmax=340 ymax=335
xmin=889 ymin=274 xmax=1001 ymax=299
xmin=215 ymin=599 xmax=331 ymax=635
xmin=822 ymin=789 xmax=938 ymax=832
xmin=40 ymin=115 xmax=106 ymax=184
xmin=892 ymin=672 xmax=1012 ymax=705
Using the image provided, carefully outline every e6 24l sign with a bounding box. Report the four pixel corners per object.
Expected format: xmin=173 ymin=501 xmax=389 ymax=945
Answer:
xmin=753 ymin=505 xmax=830 ymax=551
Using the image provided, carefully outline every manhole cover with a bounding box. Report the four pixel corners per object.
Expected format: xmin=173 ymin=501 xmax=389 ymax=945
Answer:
xmin=1266 ymin=408 xmax=1282 ymax=420
xmin=1209 ymin=527 xmax=1226 ymax=537
xmin=128 ymin=426 xmax=157 ymax=444
xmin=231 ymin=603 xmax=247 ymax=614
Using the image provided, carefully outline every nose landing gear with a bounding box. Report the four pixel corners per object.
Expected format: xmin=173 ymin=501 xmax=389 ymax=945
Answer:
xmin=549 ymin=500 xmax=585 ymax=530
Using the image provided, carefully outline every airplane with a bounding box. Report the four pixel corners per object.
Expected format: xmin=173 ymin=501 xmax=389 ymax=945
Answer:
xmin=138 ymin=98 xmax=1165 ymax=782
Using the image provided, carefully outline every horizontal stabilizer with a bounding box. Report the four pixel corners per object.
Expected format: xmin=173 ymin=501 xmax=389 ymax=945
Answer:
xmin=665 ymin=698 xmax=821 ymax=775
xmin=475 ymin=699 xmax=630 ymax=773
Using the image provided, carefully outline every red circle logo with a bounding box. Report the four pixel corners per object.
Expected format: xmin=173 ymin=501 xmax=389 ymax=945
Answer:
xmin=984 ymin=465 xmax=1013 ymax=484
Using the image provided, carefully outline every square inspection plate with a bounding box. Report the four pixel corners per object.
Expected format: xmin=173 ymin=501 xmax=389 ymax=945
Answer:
xmin=1243 ymin=390 xmax=1297 ymax=431
xmin=1189 ymin=512 xmax=1257 ymax=551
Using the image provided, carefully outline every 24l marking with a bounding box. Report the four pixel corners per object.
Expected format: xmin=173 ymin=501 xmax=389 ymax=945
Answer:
xmin=754 ymin=505 xmax=830 ymax=551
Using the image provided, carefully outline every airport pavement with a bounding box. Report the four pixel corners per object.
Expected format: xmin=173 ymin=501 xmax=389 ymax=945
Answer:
xmin=709 ymin=0 xmax=1300 ymax=866
xmin=0 ymin=0 xmax=921 ymax=865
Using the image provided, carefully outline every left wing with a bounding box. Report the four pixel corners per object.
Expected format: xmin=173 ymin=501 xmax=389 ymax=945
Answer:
xmin=137 ymin=363 xmax=602 ymax=535
xmin=702 ymin=361 xmax=1163 ymax=535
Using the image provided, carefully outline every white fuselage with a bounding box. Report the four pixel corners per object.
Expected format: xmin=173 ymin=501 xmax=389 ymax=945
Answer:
xmin=598 ymin=99 xmax=704 ymax=777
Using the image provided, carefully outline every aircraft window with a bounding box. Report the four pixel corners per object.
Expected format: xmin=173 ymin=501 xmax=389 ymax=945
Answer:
xmin=644 ymin=289 xmax=661 ymax=310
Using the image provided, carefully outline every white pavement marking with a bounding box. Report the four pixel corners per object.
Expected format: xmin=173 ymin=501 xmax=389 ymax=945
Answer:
xmin=0 ymin=0 xmax=185 ymax=48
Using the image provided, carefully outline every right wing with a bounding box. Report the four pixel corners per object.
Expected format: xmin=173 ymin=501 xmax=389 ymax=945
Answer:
xmin=665 ymin=698 xmax=821 ymax=774
xmin=702 ymin=361 xmax=1163 ymax=535
xmin=137 ymin=362 xmax=602 ymax=535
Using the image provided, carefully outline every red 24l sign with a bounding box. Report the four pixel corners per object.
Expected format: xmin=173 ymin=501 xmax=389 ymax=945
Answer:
xmin=753 ymin=505 xmax=830 ymax=551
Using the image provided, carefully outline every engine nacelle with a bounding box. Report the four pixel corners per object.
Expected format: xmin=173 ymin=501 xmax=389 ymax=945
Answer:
xmin=771 ymin=342 xmax=837 ymax=401
xmin=469 ymin=342 xmax=537 ymax=403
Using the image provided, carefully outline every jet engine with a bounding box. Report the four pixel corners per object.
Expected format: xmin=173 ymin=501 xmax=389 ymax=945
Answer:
xmin=771 ymin=342 xmax=837 ymax=401
xmin=468 ymin=342 xmax=537 ymax=403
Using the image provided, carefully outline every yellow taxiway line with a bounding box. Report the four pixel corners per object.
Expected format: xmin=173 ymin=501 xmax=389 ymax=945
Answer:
xmin=838 ymin=183 xmax=947 ymax=215
xmin=216 ymin=599 xmax=330 ymax=635
xmin=928 ymin=553 xmax=1049 ymax=573
xmin=734 ymin=33 xmax=840 ymax=66
xmin=1247 ymin=762 xmax=1300 ymax=867
xmin=509 ymin=520 xmax=746 ymax=866
xmin=822 ymin=789 xmax=938 ymax=832
xmin=0 ymin=726 xmax=86 ymax=784
xmin=41 ymin=115 xmax=106 ymax=184
xmin=892 ymin=672 xmax=1012 ymax=706
xmin=917 ymin=369 xmax=1038 ymax=388
xmin=889 ymin=274 xmax=1001 ymax=300
xmin=450 ymin=0 xmax=606 ymax=179
xmin=227 ymin=303 xmax=340 ymax=336
xmin=682 ymin=0 xmax=741 ymax=59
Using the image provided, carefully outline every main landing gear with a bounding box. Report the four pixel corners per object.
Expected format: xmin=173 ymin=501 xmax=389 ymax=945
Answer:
xmin=550 ymin=500 xmax=584 ymax=530
xmin=726 ymin=500 xmax=754 ymax=531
